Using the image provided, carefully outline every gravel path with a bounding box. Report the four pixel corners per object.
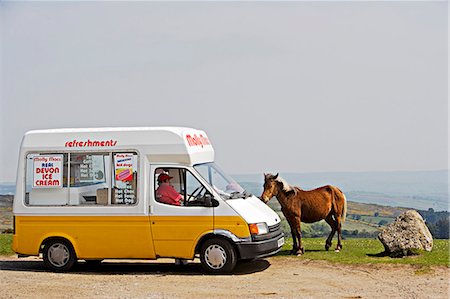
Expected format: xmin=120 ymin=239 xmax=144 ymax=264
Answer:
xmin=0 ymin=256 xmax=448 ymax=298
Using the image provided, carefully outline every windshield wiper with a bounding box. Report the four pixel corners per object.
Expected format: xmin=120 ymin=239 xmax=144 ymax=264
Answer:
xmin=228 ymin=190 xmax=252 ymax=199
xmin=242 ymin=190 xmax=252 ymax=198
xmin=228 ymin=191 xmax=242 ymax=199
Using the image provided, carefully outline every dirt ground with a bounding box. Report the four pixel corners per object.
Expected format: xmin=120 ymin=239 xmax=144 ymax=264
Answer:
xmin=0 ymin=255 xmax=448 ymax=299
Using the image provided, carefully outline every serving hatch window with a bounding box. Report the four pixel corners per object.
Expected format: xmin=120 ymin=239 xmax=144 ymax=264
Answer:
xmin=25 ymin=152 xmax=138 ymax=206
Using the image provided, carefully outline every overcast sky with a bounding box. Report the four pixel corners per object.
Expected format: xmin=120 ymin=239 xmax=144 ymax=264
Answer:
xmin=0 ymin=1 xmax=448 ymax=183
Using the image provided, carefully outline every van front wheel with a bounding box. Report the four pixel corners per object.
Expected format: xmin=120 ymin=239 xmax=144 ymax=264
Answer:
xmin=200 ymin=238 xmax=236 ymax=274
xmin=43 ymin=239 xmax=76 ymax=272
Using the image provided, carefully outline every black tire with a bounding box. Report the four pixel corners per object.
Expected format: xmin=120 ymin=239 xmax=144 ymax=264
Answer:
xmin=200 ymin=238 xmax=237 ymax=274
xmin=43 ymin=239 xmax=77 ymax=272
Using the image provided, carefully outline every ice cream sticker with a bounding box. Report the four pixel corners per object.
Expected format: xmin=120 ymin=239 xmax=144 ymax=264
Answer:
xmin=33 ymin=155 xmax=63 ymax=188
xmin=114 ymin=153 xmax=134 ymax=182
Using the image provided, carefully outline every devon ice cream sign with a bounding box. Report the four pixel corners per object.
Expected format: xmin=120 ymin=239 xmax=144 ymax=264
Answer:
xmin=33 ymin=155 xmax=63 ymax=188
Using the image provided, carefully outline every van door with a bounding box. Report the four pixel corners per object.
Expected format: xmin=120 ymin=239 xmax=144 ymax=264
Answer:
xmin=149 ymin=165 xmax=214 ymax=259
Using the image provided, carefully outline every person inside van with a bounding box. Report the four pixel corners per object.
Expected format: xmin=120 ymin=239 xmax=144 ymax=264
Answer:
xmin=156 ymin=173 xmax=183 ymax=206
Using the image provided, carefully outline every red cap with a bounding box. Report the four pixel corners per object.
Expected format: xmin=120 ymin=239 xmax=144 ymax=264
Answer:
xmin=158 ymin=173 xmax=173 ymax=182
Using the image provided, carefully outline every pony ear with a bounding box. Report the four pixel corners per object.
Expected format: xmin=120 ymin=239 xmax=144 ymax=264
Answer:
xmin=273 ymin=173 xmax=279 ymax=180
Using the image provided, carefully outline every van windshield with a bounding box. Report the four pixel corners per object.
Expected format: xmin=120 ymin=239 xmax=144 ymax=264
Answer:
xmin=194 ymin=163 xmax=250 ymax=200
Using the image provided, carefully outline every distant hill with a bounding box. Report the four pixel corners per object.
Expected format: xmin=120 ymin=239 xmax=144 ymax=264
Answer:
xmin=234 ymin=170 xmax=448 ymax=211
xmin=0 ymin=184 xmax=14 ymax=195
xmin=1 ymin=170 xmax=448 ymax=211
xmin=0 ymin=195 xmax=13 ymax=207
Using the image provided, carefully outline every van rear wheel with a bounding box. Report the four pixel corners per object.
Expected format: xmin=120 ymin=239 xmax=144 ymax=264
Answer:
xmin=200 ymin=238 xmax=236 ymax=274
xmin=43 ymin=239 xmax=76 ymax=272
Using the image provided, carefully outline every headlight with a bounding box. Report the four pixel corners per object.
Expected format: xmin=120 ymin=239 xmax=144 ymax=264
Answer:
xmin=248 ymin=222 xmax=269 ymax=235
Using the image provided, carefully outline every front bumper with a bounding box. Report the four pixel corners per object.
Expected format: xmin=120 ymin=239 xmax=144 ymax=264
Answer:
xmin=236 ymin=232 xmax=284 ymax=260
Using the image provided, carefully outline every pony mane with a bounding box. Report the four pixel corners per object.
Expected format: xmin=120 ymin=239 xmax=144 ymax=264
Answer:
xmin=275 ymin=176 xmax=295 ymax=193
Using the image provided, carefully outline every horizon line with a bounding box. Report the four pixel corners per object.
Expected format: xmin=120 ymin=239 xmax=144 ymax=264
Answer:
xmin=231 ymin=169 xmax=449 ymax=176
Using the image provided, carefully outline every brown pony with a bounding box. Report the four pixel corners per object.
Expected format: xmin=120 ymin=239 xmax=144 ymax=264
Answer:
xmin=260 ymin=173 xmax=347 ymax=255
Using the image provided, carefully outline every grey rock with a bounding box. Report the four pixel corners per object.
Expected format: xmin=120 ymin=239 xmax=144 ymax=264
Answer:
xmin=378 ymin=210 xmax=433 ymax=257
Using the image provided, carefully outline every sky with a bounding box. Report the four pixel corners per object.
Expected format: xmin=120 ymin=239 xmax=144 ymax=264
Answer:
xmin=0 ymin=1 xmax=448 ymax=183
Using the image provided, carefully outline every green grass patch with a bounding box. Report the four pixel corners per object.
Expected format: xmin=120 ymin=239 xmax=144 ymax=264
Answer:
xmin=343 ymin=219 xmax=380 ymax=233
xmin=360 ymin=215 xmax=394 ymax=225
xmin=277 ymin=237 xmax=450 ymax=267
xmin=0 ymin=234 xmax=13 ymax=256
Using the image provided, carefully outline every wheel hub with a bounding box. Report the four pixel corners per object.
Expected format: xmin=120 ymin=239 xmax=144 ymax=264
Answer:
xmin=205 ymin=244 xmax=227 ymax=269
xmin=48 ymin=243 xmax=70 ymax=267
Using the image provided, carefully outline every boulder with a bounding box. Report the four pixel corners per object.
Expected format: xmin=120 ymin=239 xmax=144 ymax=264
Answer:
xmin=378 ymin=210 xmax=433 ymax=257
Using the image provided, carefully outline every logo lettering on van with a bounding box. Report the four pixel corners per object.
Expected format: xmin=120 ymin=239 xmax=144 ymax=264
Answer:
xmin=185 ymin=134 xmax=210 ymax=148
xmin=65 ymin=139 xmax=118 ymax=147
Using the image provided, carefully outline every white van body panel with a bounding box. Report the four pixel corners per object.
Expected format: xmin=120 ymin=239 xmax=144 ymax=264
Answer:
xmin=14 ymin=127 xmax=213 ymax=215
xmin=226 ymin=196 xmax=281 ymax=227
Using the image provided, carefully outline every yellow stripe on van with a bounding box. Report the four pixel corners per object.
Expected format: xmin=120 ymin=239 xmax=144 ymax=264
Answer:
xmin=215 ymin=216 xmax=250 ymax=239
xmin=13 ymin=216 xmax=154 ymax=259
xmin=150 ymin=215 xmax=250 ymax=258
xmin=13 ymin=215 xmax=251 ymax=260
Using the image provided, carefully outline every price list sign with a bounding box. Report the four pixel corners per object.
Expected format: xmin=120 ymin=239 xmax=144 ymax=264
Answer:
xmin=113 ymin=153 xmax=136 ymax=204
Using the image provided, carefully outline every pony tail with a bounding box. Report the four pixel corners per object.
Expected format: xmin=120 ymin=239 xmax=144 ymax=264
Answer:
xmin=331 ymin=187 xmax=347 ymax=223
xmin=342 ymin=193 xmax=347 ymax=223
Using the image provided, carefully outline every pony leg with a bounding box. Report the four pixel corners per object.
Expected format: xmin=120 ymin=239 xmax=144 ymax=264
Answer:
xmin=286 ymin=216 xmax=299 ymax=255
xmin=293 ymin=218 xmax=304 ymax=255
xmin=335 ymin=215 xmax=343 ymax=251
xmin=290 ymin=229 xmax=298 ymax=255
xmin=330 ymin=187 xmax=344 ymax=252
xmin=324 ymin=215 xmax=337 ymax=251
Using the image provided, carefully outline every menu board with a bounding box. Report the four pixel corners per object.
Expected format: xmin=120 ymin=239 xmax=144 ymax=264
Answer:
xmin=79 ymin=155 xmax=92 ymax=182
xmin=113 ymin=153 xmax=136 ymax=204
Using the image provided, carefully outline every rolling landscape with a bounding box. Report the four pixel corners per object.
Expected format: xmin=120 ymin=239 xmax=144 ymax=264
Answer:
xmin=1 ymin=174 xmax=448 ymax=298
xmin=236 ymin=170 xmax=448 ymax=239
xmin=235 ymin=170 xmax=448 ymax=211
xmin=0 ymin=170 xmax=448 ymax=238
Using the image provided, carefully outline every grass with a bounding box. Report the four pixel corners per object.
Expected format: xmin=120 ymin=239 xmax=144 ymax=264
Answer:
xmin=343 ymin=219 xmax=380 ymax=233
xmin=0 ymin=234 xmax=14 ymax=255
xmin=360 ymin=215 xmax=394 ymax=225
xmin=1 ymin=234 xmax=449 ymax=267
xmin=277 ymin=237 xmax=450 ymax=267
xmin=0 ymin=207 xmax=13 ymax=232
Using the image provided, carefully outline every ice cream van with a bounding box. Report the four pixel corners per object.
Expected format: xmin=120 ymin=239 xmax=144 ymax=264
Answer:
xmin=12 ymin=127 xmax=284 ymax=273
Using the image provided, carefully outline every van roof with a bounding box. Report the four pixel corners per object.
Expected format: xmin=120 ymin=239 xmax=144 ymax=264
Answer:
xmin=26 ymin=127 xmax=190 ymax=134
xmin=21 ymin=127 xmax=214 ymax=165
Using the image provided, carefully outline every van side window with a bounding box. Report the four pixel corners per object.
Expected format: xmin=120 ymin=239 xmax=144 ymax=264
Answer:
xmin=69 ymin=153 xmax=110 ymax=205
xmin=25 ymin=152 xmax=138 ymax=206
xmin=154 ymin=168 xmax=212 ymax=207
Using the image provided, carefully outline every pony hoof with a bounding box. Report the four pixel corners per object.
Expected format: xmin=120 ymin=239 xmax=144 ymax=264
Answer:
xmin=296 ymin=253 xmax=303 ymax=256
xmin=335 ymin=249 xmax=340 ymax=253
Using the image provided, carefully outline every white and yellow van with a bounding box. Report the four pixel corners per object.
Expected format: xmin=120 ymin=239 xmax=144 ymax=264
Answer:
xmin=13 ymin=127 xmax=283 ymax=273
